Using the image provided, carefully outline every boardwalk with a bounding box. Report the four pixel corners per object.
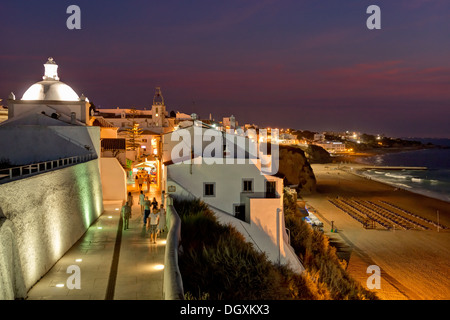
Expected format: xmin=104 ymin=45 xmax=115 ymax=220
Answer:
xmin=26 ymin=186 xmax=165 ymax=300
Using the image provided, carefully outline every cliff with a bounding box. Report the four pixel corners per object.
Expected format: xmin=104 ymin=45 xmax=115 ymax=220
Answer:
xmin=276 ymin=145 xmax=316 ymax=194
xmin=299 ymin=144 xmax=332 ymax=164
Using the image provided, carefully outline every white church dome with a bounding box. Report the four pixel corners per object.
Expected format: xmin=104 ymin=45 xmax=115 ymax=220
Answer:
xmin=21 ymin=57 xmax=80 ymax=101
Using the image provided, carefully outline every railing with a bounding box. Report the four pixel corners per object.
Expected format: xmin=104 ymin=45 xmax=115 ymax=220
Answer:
xmin=163 ymin=195 xmax=185 ymax=300
xmin=0 ymin=154 xmax=96 ymax=183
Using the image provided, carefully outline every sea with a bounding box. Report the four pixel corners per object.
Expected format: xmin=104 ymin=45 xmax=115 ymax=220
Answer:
xmin=353 ymin=138 xmax=450 ymax=203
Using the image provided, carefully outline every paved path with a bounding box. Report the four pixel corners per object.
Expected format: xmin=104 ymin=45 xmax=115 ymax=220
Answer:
xmin=26 ymin=187 xmax=166 ymax=300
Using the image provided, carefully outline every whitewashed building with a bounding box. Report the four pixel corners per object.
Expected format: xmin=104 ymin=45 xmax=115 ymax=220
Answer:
xmin=161 ymin=122 xmax=304 ymax=273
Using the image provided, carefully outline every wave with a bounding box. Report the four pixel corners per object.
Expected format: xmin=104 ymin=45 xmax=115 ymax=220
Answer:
xmin=394 ymin=183 xmax=412 ymax=189
xmin=356 ymin=170 xmax=450 ymax=203
xmin=385 ymin=173 xmax=408 ymax=179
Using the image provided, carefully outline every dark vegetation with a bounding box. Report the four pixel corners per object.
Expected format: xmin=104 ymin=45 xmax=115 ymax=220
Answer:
xmin=283 ymin=190 xmax=377 ymax=300
xmin=174 ymin=196 xmax=377 ymax=300
xmin=0 ymin=158 xmax=13 ymax=169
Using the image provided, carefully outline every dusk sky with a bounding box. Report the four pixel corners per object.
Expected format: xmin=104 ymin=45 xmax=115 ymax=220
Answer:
xmin=1 ymin=0 xmax=449 ymax=138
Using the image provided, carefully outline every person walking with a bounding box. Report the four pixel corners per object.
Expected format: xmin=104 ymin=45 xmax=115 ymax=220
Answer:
xmin=137 ymin=175 xmax=144 ymax=191
xmin=143 ymin=196 xmax=151 ymax=226
xmin=139 ymin=190 xmax=145 ymax=215
xmin=127 ymin=192 xmax=134 ymax=218
xmin=148 ymin=207 xmax=160 ymax=244
xmin=146 ymin=173 xmax=151 ymax=193
xmin=121 ymin=202 xmax=131 ymax=230
xmin=158 ymin=203 xmax=166 ymax=235
xmin=151 ymin=197 xmax=158 ymax=211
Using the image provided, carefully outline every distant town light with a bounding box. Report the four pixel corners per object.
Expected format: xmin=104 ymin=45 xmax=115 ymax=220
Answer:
xmin=56 ymin=283 xmax=64 ymax=288
xmin=153 ymin=264 xmax=164 ymax=271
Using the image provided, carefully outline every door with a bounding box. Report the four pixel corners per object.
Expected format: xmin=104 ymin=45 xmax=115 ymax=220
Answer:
xmin=265 ymin=181 xmax=276 ymax=198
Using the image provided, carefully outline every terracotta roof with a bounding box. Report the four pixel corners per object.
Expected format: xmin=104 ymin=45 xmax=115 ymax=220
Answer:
xmin=101 ymin=138 xmax=126 ymax=150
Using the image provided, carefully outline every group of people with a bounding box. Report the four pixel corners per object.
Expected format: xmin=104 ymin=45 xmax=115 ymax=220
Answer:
xmin=120 ymin=191 xmax=166 ymax=244
xmin=135 ymin=169 xmax=154 ymax=192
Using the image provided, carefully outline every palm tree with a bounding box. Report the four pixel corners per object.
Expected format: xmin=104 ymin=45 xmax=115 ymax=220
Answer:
xmin=126 ymin=122 xmax=143 ymax=151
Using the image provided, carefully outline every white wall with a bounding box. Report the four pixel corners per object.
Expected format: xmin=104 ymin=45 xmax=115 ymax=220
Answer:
xmin=9 ymin=101 xmax=89 ymax=124
xmin=0 ymin=126 xmax=99 ymax=165
xmin=0 ymin=160 xmax=103 ymax=299
xmin=100 ymin=157 xmax=127 ymax=201
xmin=100 ymin=127 xmax=118 ymax=139
xmin=213 ymin=204 xmax=304 ymax=274
xmin=166 ymin=160 xmax=281 ymax=215
xmin=51 ymin=126 xmax=100 ymax=157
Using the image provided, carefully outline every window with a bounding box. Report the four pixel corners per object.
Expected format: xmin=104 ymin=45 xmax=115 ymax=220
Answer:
xmin=142 ymin=139 xmax=148 ymax=143
xmin=242 ymin=179 xmax=253 ymax=192
xmin=233 ymin=204 xmax=245 ymax=221
xmin=203 ymin=182 xmax=215 ymax=197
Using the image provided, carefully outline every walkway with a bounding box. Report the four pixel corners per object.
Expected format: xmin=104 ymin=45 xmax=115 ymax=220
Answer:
xmin=26 ymin=185 xmax=166 ymax=300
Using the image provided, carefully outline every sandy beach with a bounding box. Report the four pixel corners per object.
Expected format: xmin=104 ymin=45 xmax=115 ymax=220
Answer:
xmin=301 ymin=163 xmax=450 ymax=300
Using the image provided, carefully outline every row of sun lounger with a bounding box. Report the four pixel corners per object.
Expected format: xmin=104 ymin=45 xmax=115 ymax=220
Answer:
xmin=328 ymin=198 xmax=389 ymax=229
xmin=379 ymin=200 xmax=447 ymax=230
xmin=328 ymin=197 xmax=444 ymax=231
xmin=340 ymin=199 xmax=392 ymax=230
xmin=366 ymin=200 xmax=429 ymax=230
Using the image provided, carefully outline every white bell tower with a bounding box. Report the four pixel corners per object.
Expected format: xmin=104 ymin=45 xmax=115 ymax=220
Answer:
xmin=151 ymin=87 xmax=166 ymax=127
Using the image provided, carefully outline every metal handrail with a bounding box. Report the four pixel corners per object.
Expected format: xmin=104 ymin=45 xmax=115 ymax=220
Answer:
xmin=0 ymin=153 xmax=96 ymax=183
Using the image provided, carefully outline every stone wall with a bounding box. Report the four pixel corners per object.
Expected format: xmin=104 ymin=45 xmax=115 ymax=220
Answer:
xmin=0 ymin=159 xmax=103 ymax=299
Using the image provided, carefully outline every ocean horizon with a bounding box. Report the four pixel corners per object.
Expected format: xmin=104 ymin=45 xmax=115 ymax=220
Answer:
xmin=354 ymin=139 xmax=450 ymax=203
